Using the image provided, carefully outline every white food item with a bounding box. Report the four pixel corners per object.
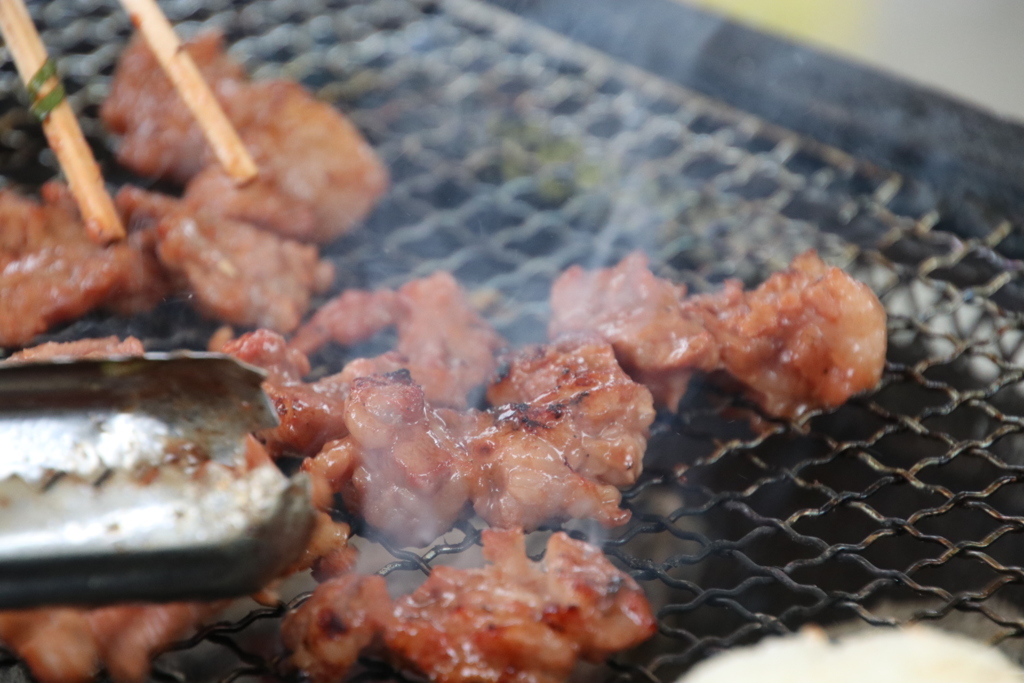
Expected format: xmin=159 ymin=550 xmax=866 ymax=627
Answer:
xmin=677 ymin=625 xmax=1024 ymax=683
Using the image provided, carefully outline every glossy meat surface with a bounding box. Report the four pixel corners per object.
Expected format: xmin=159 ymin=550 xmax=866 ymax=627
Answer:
xmin=463 ymin=403 xmax=631 ymax=531
xmin=117 ymin=188 xmax=334 ymax=333
xmin=291 ymin=272 xmax=506 ymax=408
xmin=687 ymin=251 xmax=888 ymax=419
xmin=302 ymin=337 xmax=651 ymax=545
xmin=551 ymin=250 xmax=886 ymax=418
xmin=102 ymin=33 xmax=388 ymax=243
xmin=222 ymin=330 xmax=351 ymax=456
xmin=284 ymin=529 xmax=656 ymax=683
xmin=0 ymin=185 xmax=154 ymax=348
xmin=283 ymin=574 xmax=392 ymax=682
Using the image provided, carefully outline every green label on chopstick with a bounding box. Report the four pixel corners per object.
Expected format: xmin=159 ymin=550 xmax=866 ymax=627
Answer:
xmin=25 ymin=59 xmax=65 ymax=122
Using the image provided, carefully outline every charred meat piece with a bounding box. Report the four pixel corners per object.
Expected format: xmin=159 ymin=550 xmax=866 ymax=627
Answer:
xmin=292 ymin=271 xmax=506 ymax=408
xmin=486 ymin=335 xmax=655 ymax=488
xmin=282 ymin=574 xmax=393 ymax=683
xmin=102 ymin=33 xmax=388 ymax=243
xmin=283 ymin=529 xmax=656 ymax=683
xmin=117 ymin=187 xmax=334 ymax=334
xmin=222 ymin=330 xmax=351 ymax=457
xmin=551 ymin=250 xmax=886 ymax=418
xmin=0 ymin=184 xmax=157 ymax=349
xmin=302 ymin=337 xmax=652 ymax=545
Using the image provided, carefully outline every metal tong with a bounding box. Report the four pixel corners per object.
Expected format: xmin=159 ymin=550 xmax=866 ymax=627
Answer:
xmin=0 ymin=354 xmax=314 ymax=609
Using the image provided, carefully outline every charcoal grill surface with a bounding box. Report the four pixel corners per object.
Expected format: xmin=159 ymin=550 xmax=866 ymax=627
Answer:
xmin=4 ymin=0 xmax=1024 ymax=681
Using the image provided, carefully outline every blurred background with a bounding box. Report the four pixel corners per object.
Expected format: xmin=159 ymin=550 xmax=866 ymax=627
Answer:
xmin=677 ymin=0 xmax=1024 ymax=124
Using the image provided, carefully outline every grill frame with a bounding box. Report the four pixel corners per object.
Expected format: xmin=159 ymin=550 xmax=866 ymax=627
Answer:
xmin=3 ymin=1 xmax=1024 ymax=681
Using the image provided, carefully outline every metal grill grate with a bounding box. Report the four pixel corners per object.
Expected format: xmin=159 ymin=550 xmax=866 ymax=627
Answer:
xmin=4 ymin=0 xmax=1024 ymax=681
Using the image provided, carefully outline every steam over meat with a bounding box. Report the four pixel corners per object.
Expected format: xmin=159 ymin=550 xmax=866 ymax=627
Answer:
xmin=289 ymin=288 xmax=400 ymax=352
xmin=117 ymin=188 xmax=334 ymax=333
xmin=0 ymin=184 xmax=158 ymax=348
xmin=102 ymin=33 xmax=388 ymax=243
xmin=225 ymin=269 xmax=503 ymax=456
xmin=221 ymin=330 xmax=351 ymax=456
xmin=550 ymin=251 xmax=717 ymax=410
xmin=463 ymin=402 xmax=631 ymax=531
xmin=304 ymin=371 xmax=474 ymax=547
xmin=551 ymin=250 xmax=886 ymax=418
xmin=302 ymin=337 xmax=652 ymax=546
xmin=283 ymin=529 xmax=656 ymax=683
xmin=292 ymin=271 xmax=506 ymax=408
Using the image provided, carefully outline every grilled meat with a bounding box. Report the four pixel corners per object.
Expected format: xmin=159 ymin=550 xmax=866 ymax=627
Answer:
xmin=222 ymin=329 xmax=352 ymax=457
xmin=291 ymin=271 xmax=506 ymax=408
xmin=283 ymin=529 xmax=656 ymax=683
xmin=486 ymin=336 xmax=655 ymax=488
xmin=5 ymin=336 xmax=145 ymax=362
xmin=302 ymin=336 xmax=653 ymax=546
xmin=0 ymin=602 xmax=224 ymax=683
xmin=117 ymin=187 xmax=334 ymax=334
xmin=0 ymin=185 xmax=157 ymax=348
xmin=551 ymin=250 xmax=886 ymax=418
xmin=102 ymin=32 xmax=389 ymax=244
xmin=304 ymin=370 xmax=476 ymax=547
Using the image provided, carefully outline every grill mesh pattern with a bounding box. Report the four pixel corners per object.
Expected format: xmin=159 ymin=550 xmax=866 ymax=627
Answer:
xmin=4 ymin=0 xmax=1024 ymax=680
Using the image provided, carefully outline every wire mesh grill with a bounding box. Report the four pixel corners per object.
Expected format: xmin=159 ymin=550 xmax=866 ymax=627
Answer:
xmin=3 ymin=0 xmax=1024 ymax=681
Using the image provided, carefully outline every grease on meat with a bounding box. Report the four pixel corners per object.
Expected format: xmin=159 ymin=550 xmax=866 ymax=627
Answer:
xmin=551 ymin=250 xmax=886 ymax=418
xmin=283 ymin=529 xmax=656 ymax=683
xmin=282 ymin=574 xmax=392 ymax=683
xmin=549 ymin=251 xmax=717 ymax=409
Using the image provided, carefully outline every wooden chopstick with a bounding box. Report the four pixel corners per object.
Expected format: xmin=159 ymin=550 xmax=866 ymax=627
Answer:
xmin=118 ymin=0 xmax=259 ymax=185
xmin=0 ymin=0 xmax=125 ymax=243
